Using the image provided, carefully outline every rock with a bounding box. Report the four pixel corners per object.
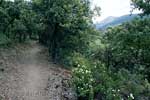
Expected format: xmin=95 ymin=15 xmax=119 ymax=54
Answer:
xmin=0 ymin=68 xmax=4 ymax=72
xmin=55 ymin=85 xmax=60 ymax=89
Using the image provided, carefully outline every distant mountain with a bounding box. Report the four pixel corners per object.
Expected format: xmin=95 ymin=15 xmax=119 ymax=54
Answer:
xmin=95 ymin=16 xmax=117 ymax=29
xmin=96 ymin=14 xmax=139 ymax=30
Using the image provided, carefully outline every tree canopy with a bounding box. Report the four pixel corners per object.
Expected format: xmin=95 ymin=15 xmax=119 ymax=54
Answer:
xmin=132 ymin=0 xmax=150 ymax=15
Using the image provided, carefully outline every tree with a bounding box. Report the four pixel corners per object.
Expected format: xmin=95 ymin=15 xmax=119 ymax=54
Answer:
xmin=131 ymin=0 xmax=150 ymax=15
xmin=103 ymin=18 xmax=150 ymax=80
xmin=0 ymin=0 xmax=39 ymax=42
xmin=32 ymin=0 xmax=94 ymax=61
xmin=12 ymin=19 xmax=27 ymax=42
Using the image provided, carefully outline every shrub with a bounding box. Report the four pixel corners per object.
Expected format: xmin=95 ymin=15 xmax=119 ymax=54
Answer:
xmin=72 ymin=56 xmax=150 ymax=100
xmin=104 ymin=18 xmax=150 ymax=80
xmin=0 ymin=33 xmax=10 ymax=45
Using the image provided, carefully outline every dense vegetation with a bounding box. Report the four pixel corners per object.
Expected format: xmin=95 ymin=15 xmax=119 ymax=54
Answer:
xmin=0 ymin=0 xmax=37 ymax=43
xmin=0 ymin=0 xmax=150 ymax=100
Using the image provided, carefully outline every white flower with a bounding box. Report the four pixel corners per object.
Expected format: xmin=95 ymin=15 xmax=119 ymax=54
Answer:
xmin=85 ymin=70 xmax=91 ymax=74
xmin=79 ymin=69 xmax=83 ymax=72
xmin=85 ymin=70 xmax=88 ymax=73
xmin=89 ymin=85 xmax=92 ymax=88
xmin=77 ymin=64 xmax=80 ymax=67
xmin=130 ymin=93 xmax=134 ymax=99
xmin=82 ymin=65 xmax=86 ymax=68
xmin=90 ymin=78 xmax=94 ymax=82
xmin=112 ymin=89 xmax=115 ymax=92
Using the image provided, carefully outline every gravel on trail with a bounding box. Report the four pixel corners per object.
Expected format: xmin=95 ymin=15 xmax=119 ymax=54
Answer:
xmin=0 ymin=41 xmax=76 ymax=100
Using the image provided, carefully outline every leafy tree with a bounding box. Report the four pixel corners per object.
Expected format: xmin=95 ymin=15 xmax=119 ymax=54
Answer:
xmin=72 ymin=54 xmax=150 ymax=100
xmin=32 ymin=0 xmax=94 ymax=61
xmin=103 ymin=18 xmax=150 ymax=80
xmin=12 ymin=19 xmax=27 ymax=42
xmin=131 ymin=0 xmax=150 ymax=15
xmin=0 ymin=0 xmax=39 ymax=43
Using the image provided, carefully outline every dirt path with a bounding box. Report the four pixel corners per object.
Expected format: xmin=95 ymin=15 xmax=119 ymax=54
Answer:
xmin=0 ymin=41 xmax=76 ymax=100
xmin=19 ymin=42 xmax=51 ymax=100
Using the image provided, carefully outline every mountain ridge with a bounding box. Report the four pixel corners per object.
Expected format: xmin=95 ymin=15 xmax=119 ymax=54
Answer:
xmin=96 ymin=14 xmax=139 ymax=30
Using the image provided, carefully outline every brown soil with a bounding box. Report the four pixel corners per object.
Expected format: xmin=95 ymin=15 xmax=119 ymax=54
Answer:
xmin=0 ymin=41 xmax=76 ymax=100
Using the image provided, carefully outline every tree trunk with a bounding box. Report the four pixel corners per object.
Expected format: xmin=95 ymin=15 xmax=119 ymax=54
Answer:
xmin=51 ymin=23 xmax=59 ymax=62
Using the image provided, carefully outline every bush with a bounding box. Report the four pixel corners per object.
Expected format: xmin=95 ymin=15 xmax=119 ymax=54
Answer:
xmin=103 ymin=18 xmax=150 ymax=79
xmin=0 ymin=33 xmax=10 ymax=45
xmin=11 ymin=19 xmax=27 ymax=42
xmin=59 ymin=51 xmax=89 ymax=68
xmin=72 ymin=56 xmax=150 ymax=100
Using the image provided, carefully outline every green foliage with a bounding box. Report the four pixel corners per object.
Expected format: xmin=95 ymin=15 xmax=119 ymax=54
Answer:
xmin=0 ymin=1 xmax=150 ymax=100
xmin=0 ymin=6 xmax=9 ymax=33
xmin=0 ymin=33 xmax=10 ymax=45
xmin=72 ymin=57 xmax=94 ymax=98
xmin=12 ymin=19 xmax=27 ymax=42
xmin=103 ymin=18 xmax=150 ymax=80
xmin=72 ymin=57 xmax=150 ymax=100
xmin=71 ymin=16 xmax=150 ymax=100
xmin=32 ymin=0 xmax=94 ymax=61
xmin=131 ymin=0 xmax=150 ymax=15
xmin=60 ymin=28 xmax=102 ymax=67
xmin=0 ymin=0 xmax=40 ymax=43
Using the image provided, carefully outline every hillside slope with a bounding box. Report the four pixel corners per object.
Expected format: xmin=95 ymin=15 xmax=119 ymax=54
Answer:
xmin=96 ymin=14 xmax=139 ymax=29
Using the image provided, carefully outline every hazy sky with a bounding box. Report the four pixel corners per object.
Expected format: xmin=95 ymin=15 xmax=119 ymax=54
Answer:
xmin=92 ymin=0 xmax=141 ymax=22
